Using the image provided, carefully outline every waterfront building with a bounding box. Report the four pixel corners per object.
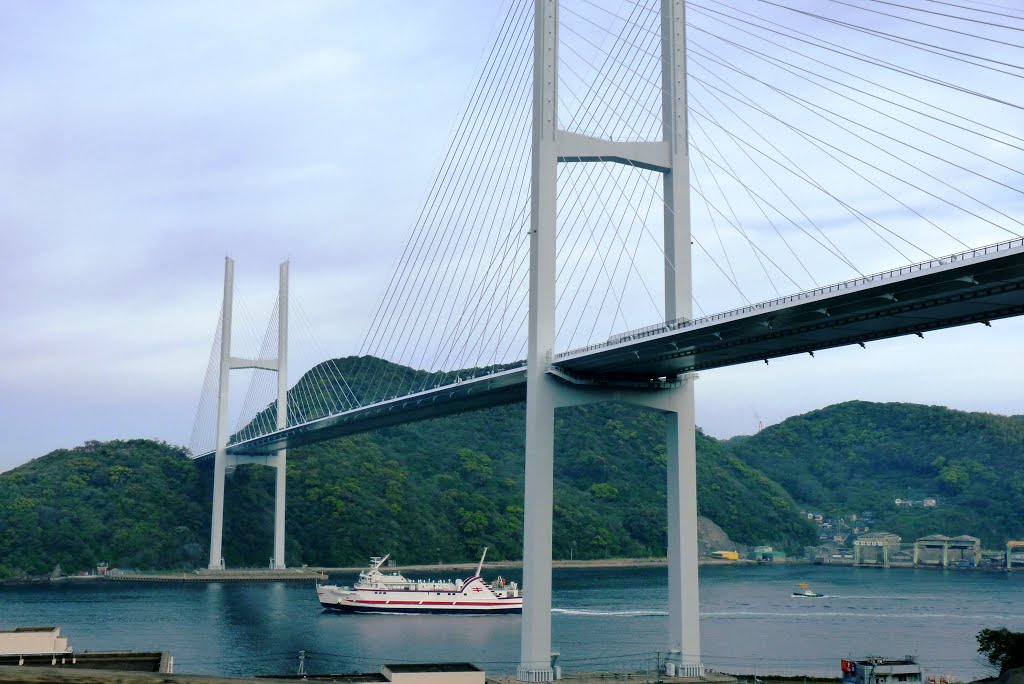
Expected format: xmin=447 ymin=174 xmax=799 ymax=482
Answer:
xmin=853 ymin=532 xmax=902 ymax=567
xmin=841 ymin=656 xmax=923 ymax=684
xmin=0 ymin=627 xmax=70 ymax=656
xmin=0 ymin=626 xmax=171 ymax=673
xmin=913 ymin=535 xmax=981 ymax=567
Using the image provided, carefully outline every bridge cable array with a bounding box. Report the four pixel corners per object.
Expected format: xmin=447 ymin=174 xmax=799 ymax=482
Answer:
xmin=190 ymin=0 xmax=1023 ymax=452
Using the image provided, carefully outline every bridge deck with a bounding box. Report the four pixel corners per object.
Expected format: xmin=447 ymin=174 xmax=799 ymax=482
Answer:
xmin=196 ymin=238 xmax=1024 ymax=460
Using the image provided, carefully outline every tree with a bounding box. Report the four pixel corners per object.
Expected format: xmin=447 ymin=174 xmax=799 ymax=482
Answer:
xmin=977 ymin=628 xmax=1024 ymax=675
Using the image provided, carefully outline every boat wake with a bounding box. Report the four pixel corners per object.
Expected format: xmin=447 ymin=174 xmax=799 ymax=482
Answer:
xmin=552 ymin=608 xmax=668 ymax=617
xmin=702 ymin=610 xmax=1013 ymax=619
xmin=827 ymin=595 xmax=939 ymax=600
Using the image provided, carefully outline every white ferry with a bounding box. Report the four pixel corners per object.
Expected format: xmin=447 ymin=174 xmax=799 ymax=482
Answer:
xmin=316 ymin=548 xmax=522 ymax=615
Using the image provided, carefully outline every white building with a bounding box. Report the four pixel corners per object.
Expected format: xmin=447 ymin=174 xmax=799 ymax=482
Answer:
xmin=842 ymin=656 xmax=923 ymax=684
xmin=0 ymin=627 xmax=71 ymax=656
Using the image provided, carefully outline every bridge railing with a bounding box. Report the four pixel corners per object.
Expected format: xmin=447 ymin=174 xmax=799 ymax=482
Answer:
xmin=556 ymin=236 xmax=1024 ymax=360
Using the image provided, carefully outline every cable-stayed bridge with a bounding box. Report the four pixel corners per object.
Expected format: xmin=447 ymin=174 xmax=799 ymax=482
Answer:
xmin=187 ymin=0 xmax=1024 ymax=680
xmin=195 ymin=238 xmax=1024 ymax=459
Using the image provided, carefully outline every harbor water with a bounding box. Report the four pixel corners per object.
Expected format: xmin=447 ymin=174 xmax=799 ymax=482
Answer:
xmin=1 ymin=564 xmax=1020 ymax=680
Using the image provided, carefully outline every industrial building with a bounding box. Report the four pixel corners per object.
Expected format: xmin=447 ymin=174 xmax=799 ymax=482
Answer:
xmin=853 ymin=532 xmax=902 ymax=567
xmin=913 ymin=535 xmax=981 ymax=567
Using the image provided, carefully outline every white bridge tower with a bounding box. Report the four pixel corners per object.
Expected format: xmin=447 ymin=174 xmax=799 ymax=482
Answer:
xmin=518 ymin=0 xmax=701 ymax=680
xmin=208 ymin=257 xmax=290 ymax=571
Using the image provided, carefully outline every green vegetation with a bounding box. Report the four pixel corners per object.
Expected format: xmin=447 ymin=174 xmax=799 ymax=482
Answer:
xmin=4 ymin=359 xmax=1020 ymax=579
xmin=977 ymin=628 xmax=1024 ymax=675
xmin=270 ymin=401 xmax=815 ymax=568
xmin=0 ymin=440 xmax=207 ymax=578
xmin=726 ymin=401 xmax=1024 ymax=547
xmin=0 ymin=357 xmax=816 ymax=576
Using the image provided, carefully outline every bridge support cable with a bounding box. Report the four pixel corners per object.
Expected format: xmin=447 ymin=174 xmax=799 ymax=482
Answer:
xmin=188 ymin=307 xmax=224 ymax=458
xmin=686 ymin=61 xmax=1023 ymax=250
xmin=206 ymin=258 xmax=290 ymax=571
xmin=685 ymin=41 xmax=1024 ymax=237
xmin=687 ymin=12 xmax=1024 ymax=183
xmin=555 ymin=16 xmax=672 ymax=343
xmin=693 ymin=0 xmax=1024 ymax=114
xmin=232 ymin=304 xmax=279 ymax=443
xmin=554 ymin=2 xmax=743 ymax=329
xmin=598 ymin=0 xmax=1019 ymax=290
xmin=755 ymin=0 xmax=1024 ymax=78
xmin=351 ymin=0 xmax=535 ymax=403
xmin=289 ymin=296 xmax=360 ymax=410
xmin=679 ymin=43 xmax=1023 ymax=278
xmin=686 ymin=95 xmax=865 ymax=275
xmin=555 ymin=1 xmax=837 ymax=327
xmin=685 ymin=78 xmax=925 ymax=264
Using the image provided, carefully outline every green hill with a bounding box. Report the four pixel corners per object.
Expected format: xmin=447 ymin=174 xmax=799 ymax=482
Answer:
xmin=725 ymin=401 xmax=1024 ymax=547
xmin=5 ymin=374 xmax=1019 ymax=579
xmin=0 ymin=439 xmax=208 ymax=578
xmin=0 ymin=357 xmax=816 ymax=577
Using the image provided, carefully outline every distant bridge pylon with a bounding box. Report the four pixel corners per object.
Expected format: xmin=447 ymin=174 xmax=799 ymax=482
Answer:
xmin=206 ymin=257 xmax=290 ymax=571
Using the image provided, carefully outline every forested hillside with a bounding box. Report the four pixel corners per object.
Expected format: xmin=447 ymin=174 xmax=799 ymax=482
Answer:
xmin=0 ymin=362 xmax=815 ymax=577
xmin=726 ymin=401 xmax=1024 ymax=547
xmin=266 ymin=400 xmax=814 ymax=569
xmin=6 ymin=358 xmax=1016 ymax=580
xmin=0 ymin=440 xmax=207 ymax=578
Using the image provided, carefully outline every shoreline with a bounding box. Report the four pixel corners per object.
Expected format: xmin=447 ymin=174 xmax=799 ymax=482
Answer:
xmin=3 ymin=557 xmax=1017 ymax=585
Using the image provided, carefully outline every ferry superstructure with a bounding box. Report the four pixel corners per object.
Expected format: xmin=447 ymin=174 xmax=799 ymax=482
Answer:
xmin=316 ymin=548 xmax=522 ymax=614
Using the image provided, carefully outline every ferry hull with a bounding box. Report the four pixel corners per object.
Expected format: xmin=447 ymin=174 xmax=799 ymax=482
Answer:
xmin=319 ymin=601 xmax=522 ymax=615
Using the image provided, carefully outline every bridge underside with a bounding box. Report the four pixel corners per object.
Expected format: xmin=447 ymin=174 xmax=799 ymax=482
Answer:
xmin=195 ymin=240 xmax=1024 ymax=461
xmin=557 ymin=240 xmax=1024 ymax=380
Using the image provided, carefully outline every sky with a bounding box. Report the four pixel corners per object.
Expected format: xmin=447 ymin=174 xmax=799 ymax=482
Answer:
xmin=2 ymin=0 xmax=1022 ymax=472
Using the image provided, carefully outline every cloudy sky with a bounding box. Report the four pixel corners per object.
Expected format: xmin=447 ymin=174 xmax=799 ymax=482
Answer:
xmin=2 ymin=0 xmax=1022 ymax=472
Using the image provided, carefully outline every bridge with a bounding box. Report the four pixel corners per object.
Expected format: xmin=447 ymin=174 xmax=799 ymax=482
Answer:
xmin=200 ymin=237 xmax=1024 ymax=459
xmin=186 ymin=1 xmax=1024 ymax=681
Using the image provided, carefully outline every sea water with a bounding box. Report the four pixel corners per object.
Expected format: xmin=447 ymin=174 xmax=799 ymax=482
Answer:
xmin=1 ymin=564 xmax=1020 ymax=679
